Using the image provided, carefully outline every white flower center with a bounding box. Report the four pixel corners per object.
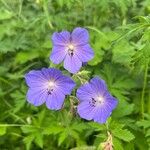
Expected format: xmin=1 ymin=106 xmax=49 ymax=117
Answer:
xmin=48 ymin=81 xmax=55 ymax=88
xmin=68 ymin=44 xmax=75 ymax=56
xmin=90 ymin=95 xmax=105 ymax=107
xmin=68 ymin=44 xmax=74 ymax=50
xmin=46 ymin=80 xmax=55 ymax=95
xmin=97 ymin=96 xmax=104 ymax=104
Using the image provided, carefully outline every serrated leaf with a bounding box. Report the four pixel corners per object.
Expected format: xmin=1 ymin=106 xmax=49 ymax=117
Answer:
xmin=88 ymin=30 xmax=108 ymax=66
xmin=10 ymin=91 xmax=26 ymax=113
xmin=35 ymin=133 xmax=43 ymax=148
xmin=58 ymin=131 xmax=67 ymax=146
xmin=112 ymin=128 xmax=135 ymax=142
xmin=72 ymin=122 xmax=89 ymax=132
xmin=23 ymin=135 xmax=34 ymax=150
xmin=43 ymin=126 xmax=64 ymax=135
xmin=21 ymin=126 xmax=37 ymax=133
xmin=88 ymin=122 xmax=105 ymax=131
xmin=70 ymin=130 xmax=80 ymax=140
xmin=113 ymin=137 xmax=124 ymax=150
xmin=112 ymin=40 xmax=135 ymax=67
xmin=112 ymin=100 xmax=134 ymax=118
xmin=136 ymin=120 xmax=150 ymax=129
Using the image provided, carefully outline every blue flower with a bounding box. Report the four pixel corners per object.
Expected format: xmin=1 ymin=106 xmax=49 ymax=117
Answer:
xmin=77 ymin=77 xmax=118 ymax=124
xmin=25 ymin=68 xmax=75 ymax=110
xmin=50 ymin=27 xmax=94 ymax=74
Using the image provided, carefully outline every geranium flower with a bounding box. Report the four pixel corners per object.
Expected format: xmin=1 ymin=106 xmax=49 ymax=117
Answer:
xmin=77 ymin=77 xmax=118 ymax=124
xmin=50 ymin=27 xmax=94 ymax=74
xmin=25 ymin=68 xmax=75 ymax=110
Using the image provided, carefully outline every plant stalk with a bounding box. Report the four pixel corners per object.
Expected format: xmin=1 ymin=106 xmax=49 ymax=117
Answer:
xmin=141 ymin=60 xmax=149 ymax=119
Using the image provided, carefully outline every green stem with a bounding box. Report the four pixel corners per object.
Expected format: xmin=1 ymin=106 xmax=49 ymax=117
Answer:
xmin=105 ymin=120 xmax=109 ymax=132
xmin=0 ymin=77 xmax=14 ymax=87
xmin=0 ymin=124 xmax=30 ymax=127
xmin=141 ymin=60 xmax=149 ymax=119
xmin=148 ymin=89 xmax=150 ymax=114
xmin=43 ymin=0 xmax=53 ymax=29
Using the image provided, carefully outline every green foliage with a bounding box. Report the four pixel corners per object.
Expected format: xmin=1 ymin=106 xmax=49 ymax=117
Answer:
xmin=0 ymin=0 xmax=150 ymax=149
xmin=0 ymin=126 xmax=7 ymax=136
xmin=111 ymin=123 xmax=135 ymax=142
xmin=136 ymin=115 xmax=150 ymax=149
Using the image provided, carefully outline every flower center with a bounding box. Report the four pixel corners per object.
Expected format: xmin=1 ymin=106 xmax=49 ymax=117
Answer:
xmin=48 ymin=81 xmax=55 ymax=88
xmin=89 ymin=96 xmax=104 ymax=107
xmin=47 ymin=81 xmax=55 ymax=95
xmin=68 ymin=44 xmax=74 ymax=56
xmin=97 ymin=96 xmax=104 ymax=104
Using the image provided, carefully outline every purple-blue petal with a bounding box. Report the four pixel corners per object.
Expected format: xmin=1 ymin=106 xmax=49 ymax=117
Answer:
xmin=77 ymin=101 xmax=96 ymax=120
xmin=104 ymin=93 xmax=118 ymax=111
xmin=90 ymin=77 xmax=107 ymax=95
xmin=93 ymin=106 xmax=112 ymax=124
xmin=64 ymin=54 xmax=82 ymax=74
xmin=27 ymin=87 xmax=47 ymax=106
xmin=76 ymin=83 xmax=96 ymax=102
xmin=75 ymin=44 xmax=94 ymax=62
xmin=50 ymin=45 xmax=67 ymax=64
xmin=57 ymin=75 xmax=76 ymax=95
xmin=41 ymin=68 xmax=62 ymax=80
xmin=25 ymin=70 xmax=46 ymax=88
xmin=52 ymin=31 xmax=70 ymax=46
xmin=71 ymin=27 xmax=89 ymax=45
xmin=46 ymin=91 xmax=65 ymax=110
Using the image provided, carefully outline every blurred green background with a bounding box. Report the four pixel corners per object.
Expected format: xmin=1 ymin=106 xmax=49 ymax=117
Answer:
xmin=0 ymin=0 xmax=150 ymax=149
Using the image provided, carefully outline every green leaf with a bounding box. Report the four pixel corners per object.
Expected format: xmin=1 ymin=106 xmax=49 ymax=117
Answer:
xmin=146 ymin=129 xmax=150 ymax=137
xmin=23 ymin=135 xmax=34 ymax=150
xmin=10 ymin=90 xmax=26 ymax=113
xmin=113 ymin=137 xmax=124 ymax=150
xmin=112 ymin=100 xmax=134 ymax=118
xmin=44 ymin=126 xmax=64 ymax=135
xmin=21 ymin=125 xmax=44 ymax=148
xmin=72 ymin=122 xmax=89 ymax=132
xmin=112 ymin=40 xmax=135 ymax=67
xmin=87 ymin=28 xmax=111 ymax=66
xmin=137 ymin=120 xmax=150 ymax=129
xmin=88 ymin=122 xmax=105 ymax=131
xmin=0 ymin=9 xmax=14 ymax=20
xmin=15 ymin=50 xmax=40 ymax=64
xmin=21 ymin=126 xmax=37 ymax=133
xmin=0 ymin=126 xmax=7 ymax=136
xmin=110 ymin=121 xmax=135 ymax=142
xmin=35 ymin=133 xmax=43 ymax=148
xmin=58 ymin=131 xmax=67 ymax=146
xmin=112 ymin=128 xmax=135 ymax=142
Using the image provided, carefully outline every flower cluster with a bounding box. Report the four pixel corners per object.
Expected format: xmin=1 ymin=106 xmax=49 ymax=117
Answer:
xmin=25 ymin=27 xmax=118 ymax=124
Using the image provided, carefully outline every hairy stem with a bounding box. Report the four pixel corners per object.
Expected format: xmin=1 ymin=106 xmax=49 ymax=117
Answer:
xmin=141 ymin=60 xmax=149 ymax=119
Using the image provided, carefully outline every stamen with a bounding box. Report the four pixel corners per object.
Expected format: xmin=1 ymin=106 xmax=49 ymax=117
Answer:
xmin=47 ymin=89 xmax=53 ymax=95
xmin=89 ymin=96 xmax=104 ymax=107
xmin=97 ymin=96 xmax=104 ymax=104
xmin=89 ymin=98 xmax=96 ymax=107
xmin=47 ymin=81 xmax=55 ymax=95
xmin=48 ymin=81 xmax=55 ymax=88
xmin=68 ymin=44 xmax=74 ymax=56
xmin=68 ymin=44 xmax=74 ymax=50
